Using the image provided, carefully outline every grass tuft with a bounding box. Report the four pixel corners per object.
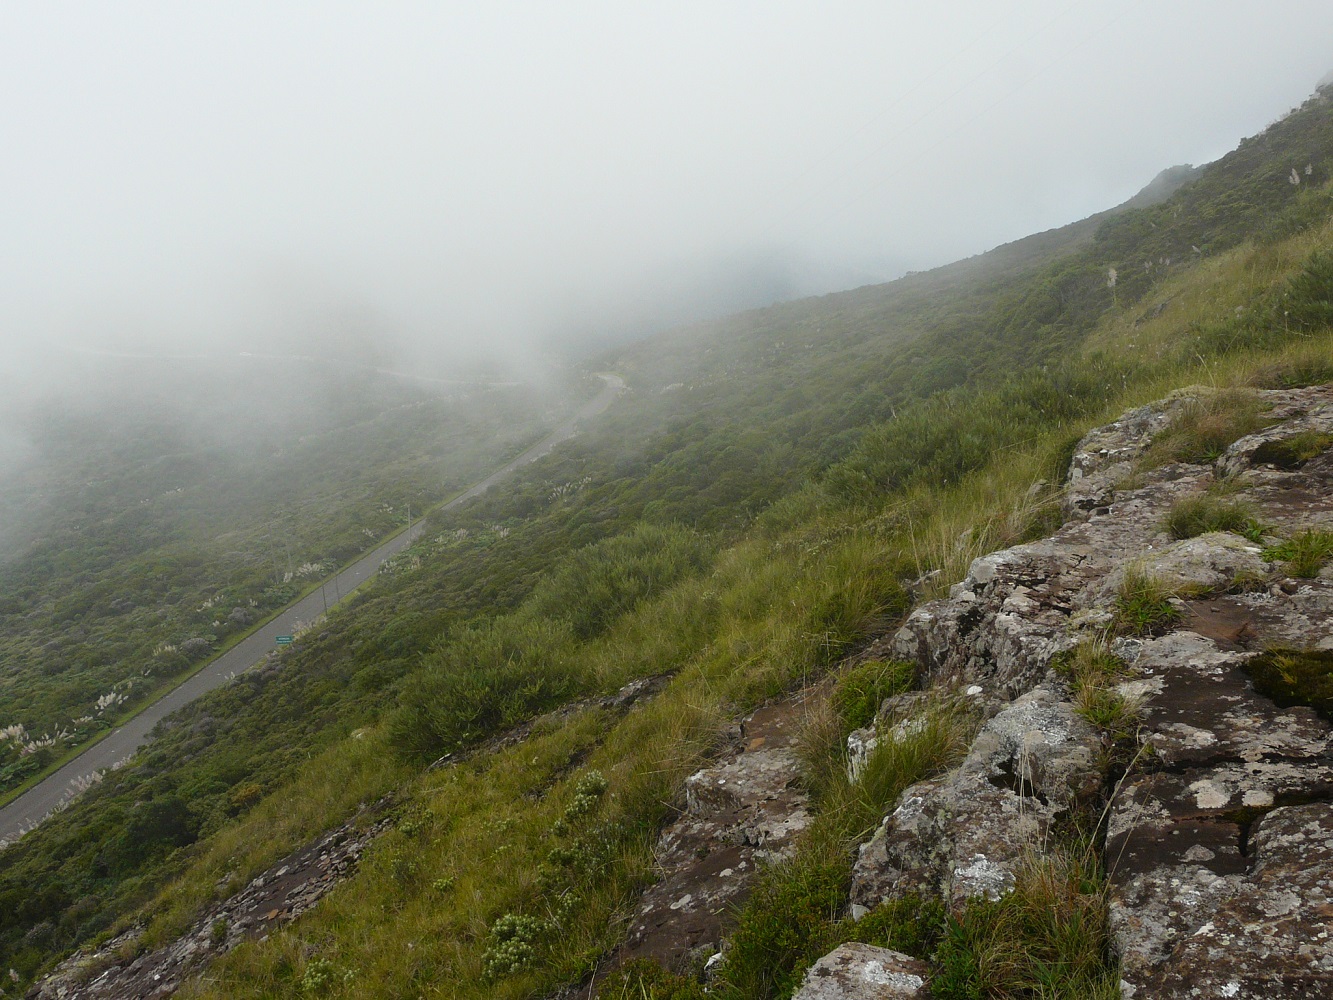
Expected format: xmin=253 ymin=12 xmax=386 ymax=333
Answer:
xmin=931 ymin=846 xmax=1120 ymax=1000
xmin=1113 ymin=571 xmax=1182 ymax=636
xmin=832 ymin=659 xmax=916 ymax=733
xmin=1263 ymin=529 xmax=1333 ymax=578
xmin=1141 ymin=390 xmax=1273 ymax=468
xmin=1251 ymin=430 xmax=1333 ymax=469
xmin=1161 ymin=494 xmax=1263 ymax=541
xmin=1243 ymin=648 xmax=1333 ymax=721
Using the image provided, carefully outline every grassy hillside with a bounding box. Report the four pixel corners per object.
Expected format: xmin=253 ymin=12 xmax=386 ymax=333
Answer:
xmin=5 ymin=85 xmax=1333 ymax=997
xmin=0 ymin=363 xmax=585 ymax=794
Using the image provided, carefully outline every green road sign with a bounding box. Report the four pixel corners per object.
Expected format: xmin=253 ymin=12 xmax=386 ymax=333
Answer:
xmin=275 ymin=635 xmax=294 ymax=644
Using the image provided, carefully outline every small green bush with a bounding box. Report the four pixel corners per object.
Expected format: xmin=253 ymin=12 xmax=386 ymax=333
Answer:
xmin=481 ymin=913 xmax=546 ymax=980
xmin=1244 ymin=648 xmax=1333 ymax=721
xmin=387 ymin=616 xmax=585 ymax=761
xmin=1264 ymin=530 xmax=1333 ymax=578
xmin=1113 ymin=571 xmax=1181 ymax=636
xmin=1161 ymin=495 xmax=1262 ymax=541
xmin=832 ymin=660 xmax=915 ymax=731
xmin=524 ymin=523 xmax=712 ymax=640
xmin=301 ymin=957 xmax=353 ymax=997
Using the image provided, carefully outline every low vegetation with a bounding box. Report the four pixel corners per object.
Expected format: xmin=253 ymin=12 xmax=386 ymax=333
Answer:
xmin=718 ymin=701 xmax=973 ymax=999
xmin=1251 ymin=429 xmax=1333 ymax=468
xmin=1162 ymin=493 xmax=1263 ymax=541
xmin=931 ymin=846 xmax=1120 ymax=1000
xmin=1053 ymin=641 xmax=1141 ymax=737
xmin=1244 ymin=648 xmax=1333 ymax=720
xmin=1140 ymin=389 xmax=1273 ymax=468
xmin=1113 ymin=570 xmax=1182 ymax=636
xmin=1263 ymin=529 xmax=1333 ymax=578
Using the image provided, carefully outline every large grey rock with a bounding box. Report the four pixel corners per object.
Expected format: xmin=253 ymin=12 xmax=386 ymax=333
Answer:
xmin=791 ymin=943 xmax=929 ymax=999
xmin=851 ymin=686 xmax=1102 ymax=912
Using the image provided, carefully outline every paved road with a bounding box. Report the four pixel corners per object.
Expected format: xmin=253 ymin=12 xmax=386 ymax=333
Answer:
xmin=0 ymin=374 xmax=624 ymax=845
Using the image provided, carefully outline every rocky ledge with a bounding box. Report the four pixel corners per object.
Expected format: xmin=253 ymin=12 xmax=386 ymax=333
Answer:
xmin=848 ymin=383 xmax=1333 ymax=997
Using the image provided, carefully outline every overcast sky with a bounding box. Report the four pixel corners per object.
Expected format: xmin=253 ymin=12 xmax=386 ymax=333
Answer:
xmin=3 ymin=2 xmax=1333 ymax=374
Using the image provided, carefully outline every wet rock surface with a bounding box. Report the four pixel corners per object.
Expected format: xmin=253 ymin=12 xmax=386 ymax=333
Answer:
xmin=28 ymin=812 xmax=391 ymax=1000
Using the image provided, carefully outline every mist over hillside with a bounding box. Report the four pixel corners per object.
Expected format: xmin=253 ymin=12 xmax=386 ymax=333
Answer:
xmin=5 ymin=7 xmax=1333 ymax=998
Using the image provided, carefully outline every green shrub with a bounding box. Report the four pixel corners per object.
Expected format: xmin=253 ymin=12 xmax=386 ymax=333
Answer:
xmin=1161 ymin=495 xmax=1262 ymax=541
xmin=524 ymin=524 xmax=712 ymax=640
xmin=720 ymin=843 xmax=846 ymax=998
xmin=1113 ymin=571 xmax=1181 ymax=636
xmin=1244 ymin=648 xmax=1333 ymax=721
xmin=832 ymin=660 xmax=915 ymax=731
xmin=387 ymin=616 xmax=585 ymax=761
xmin=1264 ymin=529 xmax=1333 ymax=577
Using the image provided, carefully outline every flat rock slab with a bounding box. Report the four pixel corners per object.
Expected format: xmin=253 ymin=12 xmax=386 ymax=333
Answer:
xmin=792 ymin=943 xmax=928 ymax=999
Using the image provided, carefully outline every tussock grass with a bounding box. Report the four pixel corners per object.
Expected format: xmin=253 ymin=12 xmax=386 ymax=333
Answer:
xmin=1161 ymin=493 xmax=1263 ymax=541
xmin=1053 ymin=641 xmax=1141 ymax=738
xmin=932 ymin=846 xmax=1120 ymax=1000
xmin=831 ymin=659 xmax=915 ymax=733
xmin=1113 ymin=570 xmax=1182 ymax=636
xmin=1264 ymin=529 xmax=1333 ymax=578
xmin=1141 ymin=389 xmax=1273 ymax=468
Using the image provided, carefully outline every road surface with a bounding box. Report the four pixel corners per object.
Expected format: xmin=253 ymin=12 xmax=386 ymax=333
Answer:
xmin=0 ymin=374 xmax=624 ymax=845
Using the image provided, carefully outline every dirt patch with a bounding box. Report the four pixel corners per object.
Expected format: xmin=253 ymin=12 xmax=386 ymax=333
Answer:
xmin=1179 ymin=595 xmax=1265 ymax=650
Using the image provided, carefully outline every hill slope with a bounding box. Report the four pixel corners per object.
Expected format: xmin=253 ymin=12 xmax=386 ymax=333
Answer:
xmin=8 ymin=84 xmax=1333 ymax=999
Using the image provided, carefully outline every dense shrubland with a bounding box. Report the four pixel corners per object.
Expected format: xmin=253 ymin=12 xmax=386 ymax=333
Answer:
xmin=4 ymin=85 xmax=1333 ymax=997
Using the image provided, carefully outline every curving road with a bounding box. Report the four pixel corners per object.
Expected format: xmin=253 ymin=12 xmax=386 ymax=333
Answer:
xmin=0 ymin=374 xmax=624 ymax=845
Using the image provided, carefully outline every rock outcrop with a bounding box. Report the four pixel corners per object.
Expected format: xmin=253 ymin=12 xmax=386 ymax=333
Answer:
xmin=29 ymin=813 xmax=391 ymax=1000
xmin=843 ymin=384 xmax=1333 ymax=997
xmin=791 ymin=943 xmax=929 ymax=999
xmin=614 ymin=695 xmax=812 ymax=971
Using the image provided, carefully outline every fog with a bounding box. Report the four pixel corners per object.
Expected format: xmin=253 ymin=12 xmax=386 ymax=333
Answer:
xmin=4 ymin=3 xmax=1333 ymax=384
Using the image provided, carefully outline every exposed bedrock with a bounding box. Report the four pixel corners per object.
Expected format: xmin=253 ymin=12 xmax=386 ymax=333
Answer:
xmin=846 ymin=384 xmax=1333 ymax=997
